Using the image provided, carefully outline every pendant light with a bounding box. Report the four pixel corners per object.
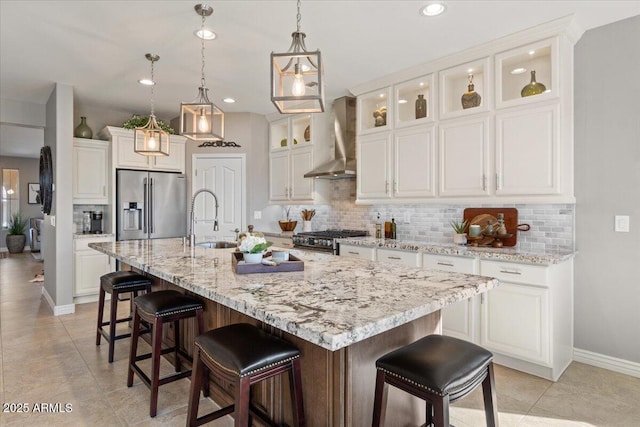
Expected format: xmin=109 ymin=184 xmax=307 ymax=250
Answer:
xmin=134 ymin=54 xmax=170 ymax=156
xmin=180 ymin=4 xmax=224 ymax=142
xmin=271 ymin=0 xmax=325 ymax=114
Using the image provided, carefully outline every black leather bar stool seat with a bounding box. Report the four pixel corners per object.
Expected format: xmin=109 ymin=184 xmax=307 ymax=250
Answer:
xmin=96 ymin=271 xmax=152 ymax=363
xmin=372 ymin=334 xmax=498 ymax=427
xmin=128 ymin=290 xmax=204 ymax=418
xmin=186 ymin=323 xmax=305 ymax=427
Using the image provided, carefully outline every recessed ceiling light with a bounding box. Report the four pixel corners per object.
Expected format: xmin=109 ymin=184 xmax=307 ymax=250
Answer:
xmin=511 ymin=67 xmax=527 ymax=75
xmin=529 ymin=50 xmax=536 ymax=55
xmin=467 ymin=68 xmax=474 ymax=73
xmin=420 ymin=2 xmax=446 ymax=17
xmin=223 ymin=97 xmax=236 ymax=103
xmin=379 ymin=93 xmax=385 ymax=98
xmin=194 ymin=28 xmax=216 ymax=40
xmin=398 ymin=99 xmax=408 ymax=104
xmin=419 ymin=82 xmax=425 ymax=87
xmin=138 ymin=78 xmax=155 ymax=86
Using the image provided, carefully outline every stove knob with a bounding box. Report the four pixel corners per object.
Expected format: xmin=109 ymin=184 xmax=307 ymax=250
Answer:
xmin=327 ymin=240 xmax=333 ymax=246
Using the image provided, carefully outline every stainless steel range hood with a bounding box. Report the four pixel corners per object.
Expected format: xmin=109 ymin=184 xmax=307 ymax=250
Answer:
xmin=304 ymin=96 xmax=357 ymax=179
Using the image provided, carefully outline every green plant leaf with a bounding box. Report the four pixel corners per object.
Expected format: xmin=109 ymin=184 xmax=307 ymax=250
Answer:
xmin=249 ymin=242 xmax=273 ymax=254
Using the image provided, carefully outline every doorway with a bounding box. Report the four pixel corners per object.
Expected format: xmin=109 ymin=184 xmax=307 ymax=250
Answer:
xmin=192 ymin=154 xmax=246 ymax=242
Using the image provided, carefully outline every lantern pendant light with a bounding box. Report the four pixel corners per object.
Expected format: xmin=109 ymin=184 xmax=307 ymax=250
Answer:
xmin=134 ymin=54 xmax=170 ymax=156
xmin=271 ymin=0 xmax=325 ymax=114
xmin=180 ymin=4 xmax=224 ymax=142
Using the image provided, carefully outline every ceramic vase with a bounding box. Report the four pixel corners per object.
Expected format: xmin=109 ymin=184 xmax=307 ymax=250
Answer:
xmin=521 ymin=70 xmax=546 ymax=97
xmin=303 ymin=221 xmax=312 ymax=232
xmin=74 ymin=116 xmax=93 ymax=139
xmin=243 ymin=252 xmax=263 ymax=263
xmin=461 ymin=77 xmax=481 ymax=109
xmin=453 ymin=233 xmax=467 ymax=245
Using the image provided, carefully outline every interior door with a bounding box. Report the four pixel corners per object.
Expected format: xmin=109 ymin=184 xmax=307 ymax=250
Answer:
xmin=193 ymin=155 xmax=245 ymax=242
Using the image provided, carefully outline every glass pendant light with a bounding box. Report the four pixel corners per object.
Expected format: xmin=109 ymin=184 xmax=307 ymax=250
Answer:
xmin=134 ymin=54 xmax=170 ymax=156
xmin=180 ymin=4 xmax=224 ymax=142
xmin=271 ymin=0 xmax=325 ymax=113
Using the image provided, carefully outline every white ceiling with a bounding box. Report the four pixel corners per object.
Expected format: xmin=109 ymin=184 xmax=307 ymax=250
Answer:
xmin=1 ymin=1 xmax=639 ymax=157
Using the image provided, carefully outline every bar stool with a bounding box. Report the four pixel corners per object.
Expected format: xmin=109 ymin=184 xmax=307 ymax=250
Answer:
xmin=186 ymin=323 xmax=305 ymax=427
xmin=127 ymin=290 xmax=205 ymax=417
xmin=96 ymin=271 xmax=152 ymax=363
xmin=372 ymin=334 xmax=498 ymax=427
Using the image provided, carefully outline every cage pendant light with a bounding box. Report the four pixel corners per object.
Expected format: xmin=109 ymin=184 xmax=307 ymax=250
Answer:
xmin=271 ymin=0 xmax=325 ymax=114
xmin=134 ymin=54 xmax=170 ymax=156
xmin=180 ymin=4 xmax=224 ymax=142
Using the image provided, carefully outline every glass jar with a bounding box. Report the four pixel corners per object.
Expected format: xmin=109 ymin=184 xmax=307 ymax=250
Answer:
xmin=82 ymin=211 xmax=92 ymax=234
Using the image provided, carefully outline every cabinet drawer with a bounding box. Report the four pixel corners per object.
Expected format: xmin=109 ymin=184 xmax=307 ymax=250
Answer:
xmin=377 ymin=248 xmax=419 ymax=267
xmin=480 ymin=260 xmax=548 ymax=286
xmin=422 ymin=254 xmax=477 ymax=274
xmin=339 ymin=244 xmax=375 ymax=260
xmin=74 ymin=237 xmax=114 ymax=252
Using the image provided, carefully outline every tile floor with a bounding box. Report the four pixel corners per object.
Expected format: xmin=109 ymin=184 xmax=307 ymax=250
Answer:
xmin=1 ymin=253 xmax=639 ymax=426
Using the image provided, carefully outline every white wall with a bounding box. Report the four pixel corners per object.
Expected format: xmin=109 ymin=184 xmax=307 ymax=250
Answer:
xmin=0 ymin=98 xmax=45 ymax=127
xmin=574 ymin=16 xmax=640 ymax=363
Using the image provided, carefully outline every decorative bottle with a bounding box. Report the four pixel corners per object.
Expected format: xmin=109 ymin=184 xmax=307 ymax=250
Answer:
xmin=496 ymin=213 xmax=507 ymax=235
xmin=415 ymin=94 xmax=427 ymax=119
xmin=390 ymin=218 xmax=397 ymax=239
xmin=521 ymin=70 xmax=547 ymax=97
xmin=74 ymin=116 xmax=93 ymax=139
xmin=375 ymin=213 xmax=382 ymax=239
xmin=483 ymin=220 xmax=495 ymax=236
xmin=461 ymin=75 xmax=481 ymax=109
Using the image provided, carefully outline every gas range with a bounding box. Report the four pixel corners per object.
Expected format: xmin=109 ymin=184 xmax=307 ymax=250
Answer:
xmin=293 ymin=229 xmax=368 ymax=254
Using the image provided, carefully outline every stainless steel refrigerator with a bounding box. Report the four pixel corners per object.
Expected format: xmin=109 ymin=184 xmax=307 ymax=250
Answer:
xmin=116 ymin=169 xmax=187 ymax=241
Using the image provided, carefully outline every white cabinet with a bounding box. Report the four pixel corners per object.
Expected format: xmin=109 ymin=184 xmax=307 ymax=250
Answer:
xmin=479 ymin=259 xmax=573 ymax=380
xmin=338 ymin=244 xmax=375 ymax=261
xmin=73 ymin=138 xmax=109 ymax=204
xmin=268 ymin=114 xmax=330 ymax=203
xmin=99 ymin=126 xmax=186 ymax=173
xmin=438 ymin=116 xmax=491 ymax=197
xmin=74 ymin=236 xmax=115 ymax=301
xmin=377 ymin=248 xmax=419 ymax=267
xmin=423 ymin=254 xmax=480 ymax=342
xmin=357 ymin=125 xmax=436 ymax=202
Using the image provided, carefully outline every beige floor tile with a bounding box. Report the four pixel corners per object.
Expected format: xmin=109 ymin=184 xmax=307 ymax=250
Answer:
xmin=131 ymin=396 xmax=233 ymax=427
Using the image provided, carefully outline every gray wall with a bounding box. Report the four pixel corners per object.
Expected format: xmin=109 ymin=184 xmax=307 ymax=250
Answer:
xmin=0 ymin=156 xmax=42 ymax=247
xmin=43 ymin=83 xmax=75 ymax=308
xmin=574 ymin=16 xmax=640 ymax=363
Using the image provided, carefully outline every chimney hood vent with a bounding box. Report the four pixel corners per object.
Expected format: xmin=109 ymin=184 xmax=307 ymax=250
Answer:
xmin=304 ymin=96 xmax=357 ymax=180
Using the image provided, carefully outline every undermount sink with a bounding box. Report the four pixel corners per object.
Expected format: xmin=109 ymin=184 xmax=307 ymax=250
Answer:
xmin=197 ymin=241 xmax=237 ymax=249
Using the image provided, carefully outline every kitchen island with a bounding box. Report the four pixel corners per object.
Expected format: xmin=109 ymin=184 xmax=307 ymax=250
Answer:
xmin=91 ymin=238 xmax=499 ymax=426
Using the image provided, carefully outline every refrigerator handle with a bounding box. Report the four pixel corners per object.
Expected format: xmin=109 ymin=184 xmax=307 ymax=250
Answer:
xmin=149 ymin=178 xmax=154 ymax=234
xmin=143 ymin=178 xmax=148 ymax=234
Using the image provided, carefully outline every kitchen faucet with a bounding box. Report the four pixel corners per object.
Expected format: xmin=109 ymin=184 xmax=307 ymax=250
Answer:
xmin=188 ymin=188 xmax=219 ymax=246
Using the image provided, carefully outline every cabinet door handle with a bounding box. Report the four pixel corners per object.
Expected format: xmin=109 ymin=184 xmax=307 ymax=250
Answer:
xmin=496 ymin=173 xmax=501 ymax=190
xmin=482 ymin=175 xmax=487 ymax=192
xmin=387 ymin=256 xmax=401 ymax=260
xmin=500 ymin=269 xmax=521 ymax=275
xmin=437 ymin=262 xmax=454 ymax=267
xmin=385 ymin=181 xmax=389 ymax=194
xmin=103 ymin=185 xmax=106 ymax=196
xmin=348 ymin=251 xmax=359 ymax=255
xmin=393 ymin=181 xmax=398 ymax=194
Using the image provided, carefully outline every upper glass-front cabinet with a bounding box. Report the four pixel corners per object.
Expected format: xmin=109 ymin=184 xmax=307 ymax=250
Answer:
xmin=495 ymin=38 xmax=558 ymax=109
xmin=269 ymin=115 xmax=312 ymax=150
xmin=357 ymin=87 xmax=393 ymax=134
xmin=394 ymin=74 xmax=435 ymax=127
xmin=439 ymin=57 xmax=490 ymax=119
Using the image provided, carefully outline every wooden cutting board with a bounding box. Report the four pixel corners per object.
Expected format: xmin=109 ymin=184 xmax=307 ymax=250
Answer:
xmin=463 ymin=208 xmax=518 ymax=247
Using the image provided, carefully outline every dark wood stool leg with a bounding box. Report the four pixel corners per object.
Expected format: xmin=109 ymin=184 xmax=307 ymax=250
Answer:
xmin=187 ymin=345 xmax=204 ymax=427
xmin=173 ymin=320 xmax=181 ymax=372
xmin=150 ymin=316 xmax=163 ymax=417
xmin=96 ymin=286 xmax=106 ymax=345
xmin=235 ymin=376 xmax=251 ymax=427
xmin=127 ymin=306 xmax=141 ymax=387
xmin=432 ymin=395 xmax=450 ymax=427
xmin=372 ymin=369 xmax=388 ymax=427
xmin=426 ymin=401 xmax=433 ymax=427
xmin=482 ymin=363 xmax=499 ymax=427
xmin=289 ymin=358 xmax=306 ymax=427
xmin=108 ymin=289 xmax=119 ymax=363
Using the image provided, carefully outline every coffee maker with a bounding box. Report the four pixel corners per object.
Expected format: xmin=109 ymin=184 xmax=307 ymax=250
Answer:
xmin=91 ymin=211 xmax=103 ymax=234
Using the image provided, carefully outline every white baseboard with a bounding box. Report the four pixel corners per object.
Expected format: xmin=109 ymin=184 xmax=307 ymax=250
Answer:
xmin=574 ymin=348 xmax=640 ymax=379
xmin=41 ymin=287 xmax=76 ymax=316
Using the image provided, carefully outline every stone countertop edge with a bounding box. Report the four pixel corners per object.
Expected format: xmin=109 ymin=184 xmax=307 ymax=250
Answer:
xmin=74 ymin=233 xmax=114 ymax=239
xmin=337 ymin=237 xmax=574 ymax=265
xmin=89 ymin=238 xmax=498 ymax=352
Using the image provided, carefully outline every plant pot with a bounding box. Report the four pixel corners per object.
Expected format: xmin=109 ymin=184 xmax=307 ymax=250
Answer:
xmin=6 ymin=234 xmax=26 ymax=254
xmin=243 ymin=252 xmax=263 ymax=264
xmin=278 ymin=220 xmax=297 ymax=232
xmin=453 ymin=233 xmax=467 ymax=245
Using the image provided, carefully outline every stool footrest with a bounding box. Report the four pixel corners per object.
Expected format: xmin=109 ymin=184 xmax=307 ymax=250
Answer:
xmin=193 ymin=404 xmax=235 ymax=426
xmin=130 ymin=361 xmax=192 ymax=389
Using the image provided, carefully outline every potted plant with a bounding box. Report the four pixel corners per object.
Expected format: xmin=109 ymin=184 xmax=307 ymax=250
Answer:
xmin=238 ymin=233 xmax=272 ymax=263
xmin=450 ymin=219 xmax=468 ymax=245
xmin=122 ymin=114 xmax=175 ymax=134
xmin=278 ymin=207 xmax=297 ymax=232
xmin=6 ymin=212 xmax=28 ymax=254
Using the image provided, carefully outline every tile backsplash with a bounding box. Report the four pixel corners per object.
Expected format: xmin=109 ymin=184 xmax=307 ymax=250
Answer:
xmin=287 ymin=180 xmax=574 ymax=253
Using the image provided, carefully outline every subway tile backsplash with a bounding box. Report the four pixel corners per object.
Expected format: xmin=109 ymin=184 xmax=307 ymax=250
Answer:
xmin=287 ymin=180 xmax=574 ymax=253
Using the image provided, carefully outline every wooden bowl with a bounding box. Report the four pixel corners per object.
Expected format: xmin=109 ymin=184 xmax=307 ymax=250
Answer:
xmin=278 ymin=220 xmax=297 ymax=232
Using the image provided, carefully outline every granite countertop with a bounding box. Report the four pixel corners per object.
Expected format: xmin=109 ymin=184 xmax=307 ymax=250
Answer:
xmin=338 ymin=237 xmax=574 ymax=265
xmin=74 ymin=233 xmax=114 ymax=239
xmin=90 ymin=238 xmax=498 ymax=351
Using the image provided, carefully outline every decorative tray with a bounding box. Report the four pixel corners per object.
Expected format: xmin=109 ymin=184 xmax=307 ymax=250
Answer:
xmin=231 ymin=252 xmax=304 ymax=274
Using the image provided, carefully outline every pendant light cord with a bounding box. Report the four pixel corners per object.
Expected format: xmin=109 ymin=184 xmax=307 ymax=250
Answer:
xmin=150 ymin=58 xmax=155 ymax=116
xmin=201 ymin=12 xmax=206 ymax=88
xmin=296 ymin=0 xmax=301 ymax=32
